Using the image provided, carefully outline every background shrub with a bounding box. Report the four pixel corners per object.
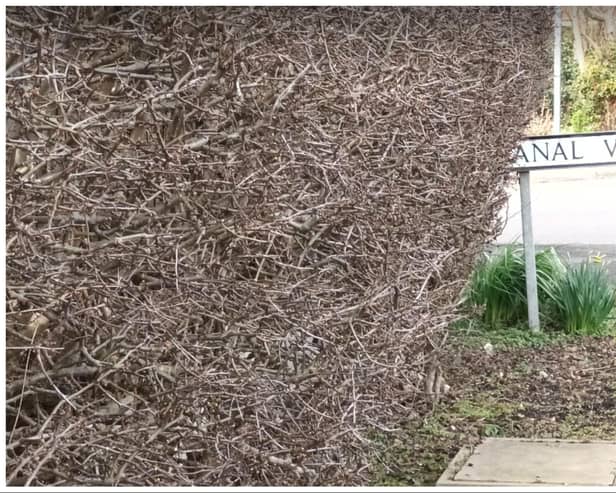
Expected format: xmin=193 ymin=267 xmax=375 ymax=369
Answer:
xmin=566 ymin=42 xmax=616 ymax=132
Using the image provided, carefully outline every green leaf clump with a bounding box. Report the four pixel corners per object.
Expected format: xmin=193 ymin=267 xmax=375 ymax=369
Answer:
xmin=466 ymin=247 xmax=615 ymax=335
xmin=544 ymin=262 xmax=616 ymax=335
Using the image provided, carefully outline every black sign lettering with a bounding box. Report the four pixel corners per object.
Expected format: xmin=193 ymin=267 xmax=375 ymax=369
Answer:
xmin=516 ymin=145 xmax=529 ymax=163
xmin=571 ymin=141 xmax=583 ymax=159
xmin=532 ymin=143 xmax=549 ymax=162
xmin=551 ymin=142 xmax=567 ymax=161
xmin=605 ymin=139 xmax=616 ymax=158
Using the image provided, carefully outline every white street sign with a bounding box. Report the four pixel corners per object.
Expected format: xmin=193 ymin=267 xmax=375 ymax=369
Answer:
xmin=513 ymin=131 xmax=616 ymax=171
xmin=512 ymin=130 xmax=616 ymax=333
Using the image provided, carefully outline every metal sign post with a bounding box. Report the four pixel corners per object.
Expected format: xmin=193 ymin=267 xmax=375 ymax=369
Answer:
xmin=518 ymin=170 xmax=540 ymax=331
xmin=518 ymin=6 xmax=562 ymax=332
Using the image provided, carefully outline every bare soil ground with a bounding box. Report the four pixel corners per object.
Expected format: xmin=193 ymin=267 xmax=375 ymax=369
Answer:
xmin=372 ymin=333 xmax=616 ymax=486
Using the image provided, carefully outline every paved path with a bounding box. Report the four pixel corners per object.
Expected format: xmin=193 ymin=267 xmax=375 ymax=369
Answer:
xmin=438 ymin=438 xmax=616 ymax=486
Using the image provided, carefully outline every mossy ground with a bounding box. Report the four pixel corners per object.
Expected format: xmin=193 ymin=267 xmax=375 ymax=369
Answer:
xmin=370 ymin=325 xmax=616 ymax=486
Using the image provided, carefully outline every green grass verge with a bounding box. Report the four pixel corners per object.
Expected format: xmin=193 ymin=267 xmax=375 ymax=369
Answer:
xmin=449 ymin=318 xmax=577 ymax=349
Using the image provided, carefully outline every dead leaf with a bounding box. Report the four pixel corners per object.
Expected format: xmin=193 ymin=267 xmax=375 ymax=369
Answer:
xmin=95 ymin=394 xmax=135 ymax=417
xmin=24 ymin=313 xmax=49 ymax=339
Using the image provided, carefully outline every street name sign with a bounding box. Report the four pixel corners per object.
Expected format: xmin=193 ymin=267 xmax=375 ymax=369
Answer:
xmin=512 ymin=130 xmax=616 ymax=333
xmin=513 ymin=131 xmax=616 ymax=171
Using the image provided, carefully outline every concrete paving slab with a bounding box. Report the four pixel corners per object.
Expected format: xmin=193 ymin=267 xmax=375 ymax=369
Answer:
xmin=437 ymin=438 xmax=616 ymax=486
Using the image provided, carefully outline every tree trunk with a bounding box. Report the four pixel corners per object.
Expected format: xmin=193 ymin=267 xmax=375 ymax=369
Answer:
xmin=566 ymin=6 xmax=616 ymax=71
xmin=604 ymin=7 xmax=616 ymax=38
xmin=569 ymin=7 xmax=586 ymax=70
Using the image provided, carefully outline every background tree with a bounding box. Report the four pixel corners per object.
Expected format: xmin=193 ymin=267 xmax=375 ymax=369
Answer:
xmin=565 ymin=7 xmax=616 ymax=70
xmin=553 ymin=7 xmax=616 ymax=132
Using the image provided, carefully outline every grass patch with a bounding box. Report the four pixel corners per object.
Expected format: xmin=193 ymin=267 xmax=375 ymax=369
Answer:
xmin=557 ymin=413 xmax=616 ymax=440
xmin=450 ymin=318 xmax=575 ymax=349
xmin=420 ymin=415 xmax=454 ymax=438
xmin=452 ymin=396 xmax=516 ymax=420
xmin=483 ymin=423 xmax=504 ymax=437
xmin=369 ymin=427 xmax=452 ymax=487
xmin=370 ymin=396 xmax=518 ymax=486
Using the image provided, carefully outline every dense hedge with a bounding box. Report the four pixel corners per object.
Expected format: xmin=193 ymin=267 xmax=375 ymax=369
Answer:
xmin=6 ymin=7 xmax=551 ymax=485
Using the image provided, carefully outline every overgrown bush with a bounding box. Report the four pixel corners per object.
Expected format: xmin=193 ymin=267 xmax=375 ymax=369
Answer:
xmin=6 ymin=6 xmax=551 ymax=486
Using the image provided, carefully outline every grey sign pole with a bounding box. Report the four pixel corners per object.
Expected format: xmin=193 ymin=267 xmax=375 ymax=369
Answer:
xmin=517 ymin=6 xmax=562 ymax=332
xmin=519 ymin=7 xmax=561 ymax=332
xmin=519 ymin=171 xmax=540 ymax=332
